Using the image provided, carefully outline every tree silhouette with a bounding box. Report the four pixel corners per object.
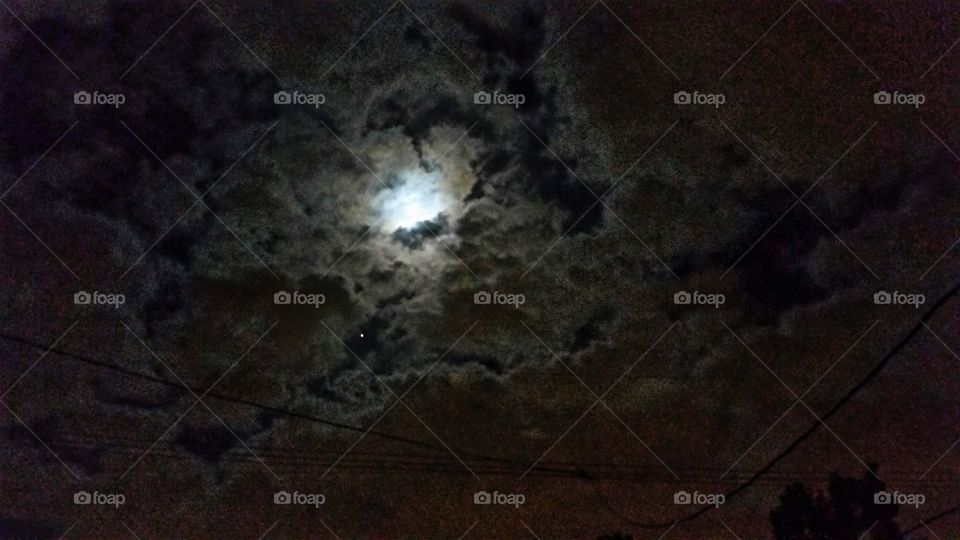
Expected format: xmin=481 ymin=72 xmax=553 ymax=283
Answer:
xmin=771 ymin=465 xmax=900 ymax=539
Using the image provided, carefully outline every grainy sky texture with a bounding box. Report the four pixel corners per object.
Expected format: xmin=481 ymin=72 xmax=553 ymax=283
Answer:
xmin=0 ymin=1 xmax=958 ymax=538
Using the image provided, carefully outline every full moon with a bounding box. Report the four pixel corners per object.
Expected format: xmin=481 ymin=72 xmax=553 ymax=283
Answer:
xmin=373 ymin=169 xmax=456 ymax=232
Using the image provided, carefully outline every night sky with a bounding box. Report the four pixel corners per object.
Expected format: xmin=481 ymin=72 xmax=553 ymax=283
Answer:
xmin=1 ymin=1 xmax=958 ymax=538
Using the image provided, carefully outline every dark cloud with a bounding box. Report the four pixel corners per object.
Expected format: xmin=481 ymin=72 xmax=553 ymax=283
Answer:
xmin=1 ymin=0 xmax=958 ymax=537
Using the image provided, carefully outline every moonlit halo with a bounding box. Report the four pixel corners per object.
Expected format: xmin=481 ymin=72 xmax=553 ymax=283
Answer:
xmin=374 ymin=170 xmax=456 ymax=232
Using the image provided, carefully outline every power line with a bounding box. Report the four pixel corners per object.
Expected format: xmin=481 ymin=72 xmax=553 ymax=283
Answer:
xmin=2 ymin=281 xmax=957 ymax=533
xmin=609 ymin=281 xmax=960 ymax=530
xmin=31 ymin=432 xmax=960 ymax=486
